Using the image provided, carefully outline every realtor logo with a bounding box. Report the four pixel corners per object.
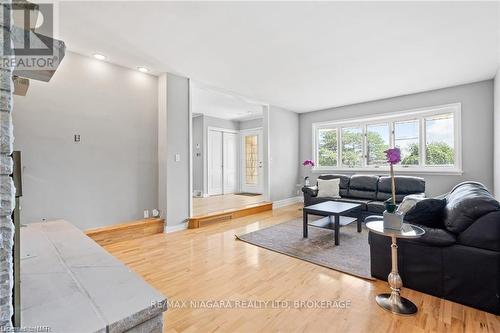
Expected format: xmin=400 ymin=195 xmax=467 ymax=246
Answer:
xmin=1 ymin=1 xmax=63 ymax=73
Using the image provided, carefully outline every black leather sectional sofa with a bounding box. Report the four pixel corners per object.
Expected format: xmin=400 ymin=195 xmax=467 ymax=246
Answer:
xmin=369 ymin=182 xmax=500 ymax=314
xmin=302 ymin=174 xmax=425 ymax=219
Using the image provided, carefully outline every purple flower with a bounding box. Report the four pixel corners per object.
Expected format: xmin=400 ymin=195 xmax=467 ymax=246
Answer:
xmin=384 ymin=148 xmax=401 ymax=165
xmin=303 ymin=159 xmax=315 ymax=167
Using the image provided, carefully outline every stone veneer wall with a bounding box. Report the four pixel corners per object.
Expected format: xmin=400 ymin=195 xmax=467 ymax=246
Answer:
xmin=0 ymin=0 xmax=15 ymax=328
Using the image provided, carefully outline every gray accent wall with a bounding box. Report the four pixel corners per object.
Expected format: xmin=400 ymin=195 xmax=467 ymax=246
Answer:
xmin=13 ymin=52 xmax=158 ymax=230
xmin=269 ymin=106 xmax=300 ymax=201
xmin=299 ymin=80 xmax=494 ymax=197
xmin=192 ymin=115 xmax=203 ymax=194
xmin=495 ymin=69 xmax=500 ymax=199
xmin=165 ymin=74 xmax=190 ymax=226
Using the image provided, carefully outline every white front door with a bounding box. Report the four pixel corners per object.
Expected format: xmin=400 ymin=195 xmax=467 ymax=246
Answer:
xmin=240 ymin=129 xmax=264 ymax=194
xmin=208 ymin=129 xmax=223 ymax=195
xmin=223 ymin=132 xmax=238 ymax=194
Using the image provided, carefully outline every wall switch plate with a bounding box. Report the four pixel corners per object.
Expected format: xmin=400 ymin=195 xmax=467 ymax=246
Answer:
xmin=175 ymin=153 xmax=180 ymax=162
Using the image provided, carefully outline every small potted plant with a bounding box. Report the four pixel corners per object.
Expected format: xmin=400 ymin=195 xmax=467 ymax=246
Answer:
xmin=302 ymin=160 xmax=315 ymax=186
xmin=383 ymin=148 xmax=403 ymax=229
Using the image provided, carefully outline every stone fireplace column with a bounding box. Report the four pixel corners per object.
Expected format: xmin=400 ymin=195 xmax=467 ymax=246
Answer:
xmin=0 ymin=0 xmax=15 ymax=328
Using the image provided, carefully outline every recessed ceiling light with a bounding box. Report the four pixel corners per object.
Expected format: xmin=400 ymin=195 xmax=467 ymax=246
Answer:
xmin=92 ymin=53 xmax=107 ymax=61
xmin=137 ymin=67 xmax=149 ymax=73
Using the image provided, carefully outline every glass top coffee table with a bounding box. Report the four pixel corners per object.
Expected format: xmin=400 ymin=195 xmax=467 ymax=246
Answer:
xmin=303 ymin=201 xmax=362 ymax=245
xmin=366 ymin=219 xmax=425 ymax=315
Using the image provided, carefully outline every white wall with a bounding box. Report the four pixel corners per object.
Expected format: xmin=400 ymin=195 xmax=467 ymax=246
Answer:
xmin=239 ymin=118 xmax=263 ymax=130
xmin=299 ymin=80 xmax=494 ymax=197
xmin=13 ymin=52 xmax=159 ymax=230
xmin=269 ymin=106 xmax=300 ymax=201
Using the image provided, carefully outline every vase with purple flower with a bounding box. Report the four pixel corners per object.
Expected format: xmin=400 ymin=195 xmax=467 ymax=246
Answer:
xmin=383 ymin=148 xmax=403 ymax=229
xmin=302 ymin=159 xmax=315 ymax=186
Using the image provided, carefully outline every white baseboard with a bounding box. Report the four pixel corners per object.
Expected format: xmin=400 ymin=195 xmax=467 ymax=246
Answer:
xmin=165 ymin=222 xmax=188 ymax=233
xmin=272 ymin=196 xmax=303 ymax=209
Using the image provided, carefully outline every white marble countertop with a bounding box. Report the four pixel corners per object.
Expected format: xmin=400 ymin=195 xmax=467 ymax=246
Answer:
xmin=20 ymin=220 xmax=168 ymax=333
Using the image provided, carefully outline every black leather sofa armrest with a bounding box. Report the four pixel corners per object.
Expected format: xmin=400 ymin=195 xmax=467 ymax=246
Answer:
xmin=302 ymin=186 xmax=318 ymax=197
xmin=457 ymin=210 xmax=500 ymax=252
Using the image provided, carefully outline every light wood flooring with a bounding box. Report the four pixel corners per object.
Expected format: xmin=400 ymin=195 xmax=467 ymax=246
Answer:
xmin=192 ymin=193 xmax=265 ymax=216
xmin=104 ymin=204 xmax=500 ymax=333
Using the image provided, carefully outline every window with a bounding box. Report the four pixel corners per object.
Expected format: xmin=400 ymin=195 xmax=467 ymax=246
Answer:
xmin=312 ymin=103 xmax=461 ymax=173
xmin=394 ymin=120 xmax=419 ymax=166
xmin=366 ymin=123 xmax=390 ymax=166
xmin=425 ymin=114 xmax=454 ymax=166
xmin=341 ymin=127 xmax=363 ymax=167
xmin=317 ymin=128 xmax=338 ymax=167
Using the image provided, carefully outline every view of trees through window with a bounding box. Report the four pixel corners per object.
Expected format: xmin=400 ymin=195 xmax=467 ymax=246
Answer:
xmin=318 ymin=129 xmax=337 ymax=167
xmin=315 ymin=111 xmax=456 ymax=169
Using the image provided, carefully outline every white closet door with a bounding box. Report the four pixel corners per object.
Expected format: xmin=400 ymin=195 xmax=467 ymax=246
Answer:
xmin=208 ymin=130 xmax=223 ymax=195
xmin=223 ymin=132 xmax=238 ymax=194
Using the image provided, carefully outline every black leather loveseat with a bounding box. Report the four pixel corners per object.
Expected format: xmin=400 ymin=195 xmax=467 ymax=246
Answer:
xmin=302 ymin=174 xmax=425 ymax=220
xmin=368 ymin=182 xmax=500 ymax=314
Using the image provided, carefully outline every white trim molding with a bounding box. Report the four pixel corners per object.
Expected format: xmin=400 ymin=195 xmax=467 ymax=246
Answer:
xmin=165 ymin=222 xmax=188 ymax=233
xmin=272 ymin=196 xmax=303 ymax=209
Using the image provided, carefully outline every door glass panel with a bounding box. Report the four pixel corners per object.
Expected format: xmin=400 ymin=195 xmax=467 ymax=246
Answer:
xmin=245 ymin=135 xmax=258 ymax=184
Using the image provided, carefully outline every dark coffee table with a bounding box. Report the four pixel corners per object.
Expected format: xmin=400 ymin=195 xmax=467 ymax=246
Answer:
xmin=303 ymin=201 xmax=362 ymax=245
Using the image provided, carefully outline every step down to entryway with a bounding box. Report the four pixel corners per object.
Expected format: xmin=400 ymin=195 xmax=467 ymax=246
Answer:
xmin=188 ymin=202 xmax=273 ymax=229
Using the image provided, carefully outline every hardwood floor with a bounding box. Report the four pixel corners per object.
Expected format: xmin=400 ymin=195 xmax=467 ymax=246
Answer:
xmin=104 ymin=204 xmax=499 ymax=333
xmin=193 ymin=193 xmax=265 ymax=216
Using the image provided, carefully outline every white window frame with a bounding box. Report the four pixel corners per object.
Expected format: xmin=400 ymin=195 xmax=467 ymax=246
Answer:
xmin=312 ymin=103 xmax=462 ymax=175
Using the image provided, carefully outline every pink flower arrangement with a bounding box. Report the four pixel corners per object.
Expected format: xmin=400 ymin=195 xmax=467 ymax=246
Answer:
xmin=384 ymin=148 xmax=401 ymax=165
xmin=303 ymin=160 xmax=315 ymax=167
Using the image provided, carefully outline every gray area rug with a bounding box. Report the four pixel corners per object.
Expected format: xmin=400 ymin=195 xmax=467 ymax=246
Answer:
xmin=236 ymin=219 xmax=374 ymax=280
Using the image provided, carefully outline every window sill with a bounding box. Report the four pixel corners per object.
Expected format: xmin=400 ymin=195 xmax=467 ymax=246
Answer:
xmin=311 ymin=167 xmax=463 ymax=176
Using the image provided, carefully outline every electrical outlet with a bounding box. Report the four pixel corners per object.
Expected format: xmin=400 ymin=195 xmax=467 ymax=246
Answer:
xmin=74 ymin=134 xmax=81 ymax=142
xmin=175 ymin=153 xmax=180 ymax=162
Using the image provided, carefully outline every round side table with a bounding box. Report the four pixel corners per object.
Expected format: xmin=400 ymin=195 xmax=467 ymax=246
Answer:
xmin=366 ymin=220 xmax=425 ymax=315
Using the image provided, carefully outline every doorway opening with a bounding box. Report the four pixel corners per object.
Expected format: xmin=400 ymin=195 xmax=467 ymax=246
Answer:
xmin=190 ymin=81 xmax=270 ymax=217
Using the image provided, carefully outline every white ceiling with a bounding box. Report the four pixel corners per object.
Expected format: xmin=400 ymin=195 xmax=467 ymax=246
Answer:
xmin=57 ymin=1 xmax=499 ymax=113
xmin=191 ymin=82 xmax=264 ymax=121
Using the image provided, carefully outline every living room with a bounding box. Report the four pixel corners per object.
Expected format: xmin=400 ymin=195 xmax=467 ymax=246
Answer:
xmin=1 ymin=1 xmax=499 ymax=332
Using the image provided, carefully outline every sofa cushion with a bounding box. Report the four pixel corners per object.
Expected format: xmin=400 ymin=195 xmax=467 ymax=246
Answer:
xmin=317 ymin=178 xmax=340 ymax=198
xmin=367 ymin=201 xmax=385 ymax=214
xmin=444 ymin=182 xmax=500 ymax=234
xmin=377 ymin=176 xmax=425 ymax=202
xmin=347 ymin=175 xmax=379 ymax=200
xmin=318 ymin=174 xmax=350 ymax=197
xmin=404 ymin=198 xmax=447 ymax=228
